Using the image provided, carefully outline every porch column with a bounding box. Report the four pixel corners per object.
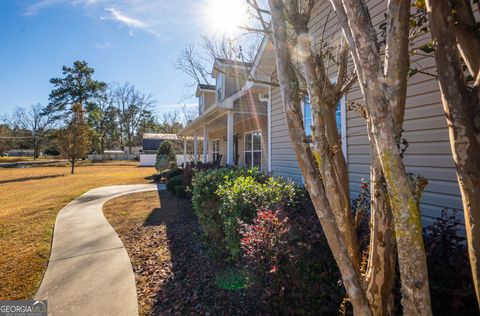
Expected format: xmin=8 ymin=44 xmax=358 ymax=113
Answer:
xmin=183 ymin=137 xmax=187 ymax=166
xmin=203 ymin=126 xmax=208 ymax=163
xmin=193 ymin=130 xmax=198 ymax=165
xmin=226 ymin=111 xmax=234 ymax=165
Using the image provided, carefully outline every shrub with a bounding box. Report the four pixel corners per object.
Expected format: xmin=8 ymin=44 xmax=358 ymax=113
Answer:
xmin=240 ymin=209 xmax=290 ymax=280
xmin=216 ymin=175 xmax=298 ymax=259
xmin=237 ymin=190 xmax=344 ymax=314
xmin=156 ymin=141 xmax=176 ymax=172
xmin=424 ymin=209 xmax=477 ymax=315
xmin=152 ymin=173 xmax=162 ymax=182
xmin=166 ymin=174 xmax=183 ymax=192
xmin=183 ymin=162 xmax=224 ymax=188
xmin=163 ymin=167 xmax=183 ymax=182
xmin=191 ymin=167 xmax=254 ymax=257
xmin=174 ymin=185 xmax=186 ymax=198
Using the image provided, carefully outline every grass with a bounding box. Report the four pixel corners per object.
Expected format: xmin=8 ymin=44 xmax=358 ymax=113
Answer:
xmin=103 ymin=190 xmax=162 ymax=231
xmin=0 ymin=161 xmax=155 ymax=300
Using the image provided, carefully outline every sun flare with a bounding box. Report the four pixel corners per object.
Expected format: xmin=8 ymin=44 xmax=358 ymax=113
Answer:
xmin=204 ymin=0 xmax=248 ymax=36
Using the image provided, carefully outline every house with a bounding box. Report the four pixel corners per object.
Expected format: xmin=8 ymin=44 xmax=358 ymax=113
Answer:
xmin=178 ymin=58 xmax=270 ymax=169
xmin=139 ymin=133 xmax=180 ymax=166
xmin=178 ymin=1 xmax=464 ymax=225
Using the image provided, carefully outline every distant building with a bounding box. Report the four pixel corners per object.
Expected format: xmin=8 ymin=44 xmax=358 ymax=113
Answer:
xmin=139 ymin=133 xmax=180 ymax=166
xmin=7 ymin=149 xmax=37 ymax=157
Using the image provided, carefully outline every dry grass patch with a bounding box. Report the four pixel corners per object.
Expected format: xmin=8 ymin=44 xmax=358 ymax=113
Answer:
xmin=0 ymin=162 xmax=155 ymax=300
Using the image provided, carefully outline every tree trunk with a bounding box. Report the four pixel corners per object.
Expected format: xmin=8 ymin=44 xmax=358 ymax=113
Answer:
xmin=268 ymin=1 xmax=372 ymax=314
xmin=296 ymin=30 xmax=361 ymax=269
xmin=71 ymin=160 xmax=75 ymax=174
xmin=100 ymin=136 xmax=105 ymax=154
xmin=324 ymin=104 xmax=359 ymax=264
xmin=328 ymin=1 xmax=432 ymax=314
xmin=452 ymin=0 xmax=480 ymax=83
xmin=426 ymin=0 xmax=480 ymax=309
xmin=33 ymin=135 xmax=38 ymax=160
xmin=365 ymin=130 xmax=396 ymax=316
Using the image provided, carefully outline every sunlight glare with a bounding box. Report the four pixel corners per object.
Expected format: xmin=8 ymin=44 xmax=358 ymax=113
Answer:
xmin=204 ymin=0 xmax=248 ymax=36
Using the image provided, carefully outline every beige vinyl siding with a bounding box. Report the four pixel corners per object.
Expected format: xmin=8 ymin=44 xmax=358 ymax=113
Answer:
xmin=204 ymin=92 xmax=215 ymax=110
xmin=270 ymin=85 xmax=303 ymax=183
xmin=225 ymin=71 xmax=247 ymax=99
xmin=234 ymin=94 xmax=268 ymax=115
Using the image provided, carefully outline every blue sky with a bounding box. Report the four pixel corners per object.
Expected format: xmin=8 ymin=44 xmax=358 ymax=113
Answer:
xmin=0 ymin=0 xmax=225 ymax=116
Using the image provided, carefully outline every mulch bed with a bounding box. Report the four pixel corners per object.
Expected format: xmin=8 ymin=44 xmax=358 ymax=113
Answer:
xmin=115 ymin=191 xmax=261 ymax=316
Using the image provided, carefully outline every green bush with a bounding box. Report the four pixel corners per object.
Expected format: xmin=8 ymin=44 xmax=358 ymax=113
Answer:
xmin=191 ymin=168 xmax=256 ymax=257
xmin=174 ymin=185 xmax=186 ymax=198
xmin=156 ymin=141 xmax=176 ymax=172
xmin=161 ymin=167 xmax=183 ymax=181
xmin=191 ymin=167 xmax=299 ymax=260
xmin=217 ymin=176 xmax=298 ymax=259
xmin=166 ymin=174 xmax=183 ymax=192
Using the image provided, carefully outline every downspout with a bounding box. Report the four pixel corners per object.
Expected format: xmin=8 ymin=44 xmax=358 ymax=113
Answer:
xmin=258 ymin=88 xmax=271 ymax=173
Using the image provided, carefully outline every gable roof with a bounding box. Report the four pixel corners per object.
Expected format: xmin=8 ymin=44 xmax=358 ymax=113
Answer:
xmin=198 ymin=84 xmax=216 ymax=90
xmin=196 ymin=84 xmax=216 ymax=97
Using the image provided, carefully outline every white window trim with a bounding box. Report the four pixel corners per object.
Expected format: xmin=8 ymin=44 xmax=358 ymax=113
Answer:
xmin=212 ymin=138 xmax=221 ymax=161
xmin=199 ymin=94 xmax=205 ymax=115
xmin=339 ymin=96 xmax=347 ymax=160
xmin=216 ymin=73 xmax=225 ymax=102
xmin=267 ymin=83 xmax=272 ymax=172
xmin=244 ymin=130 xmax=262 ymax=171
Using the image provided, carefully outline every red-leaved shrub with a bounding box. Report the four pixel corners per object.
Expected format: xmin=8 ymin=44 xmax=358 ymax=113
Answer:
xmin=240 ymin=209 xmax=290 ymax=276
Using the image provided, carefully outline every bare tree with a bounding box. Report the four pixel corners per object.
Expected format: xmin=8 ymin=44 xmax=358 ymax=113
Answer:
xmin=174 ymin=44 xmax=212 ymax=87
xmin=57 ymin=103 xmax=91 ymax=174
xmin=15 ymin=104 xmax=55 ymax=159
xmin=181 ymin=104 xmax=198 ymax=125
xmin=174 ymin=34 xmax=261 ymax=89
xmin=424 ymin=0 xmax=480 ymax=309
xmin=0 ymin=114 xmax=15 ymax=155
xmin=113 ymin=82 xmax=156 ymax=154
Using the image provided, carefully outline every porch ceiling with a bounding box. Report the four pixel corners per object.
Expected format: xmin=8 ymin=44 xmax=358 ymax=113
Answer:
xmin=178 ymin=105 xmax=227 ymax=137
xmin=178 ymin=107 xmax=266 ymax=137
xmin=179 ymin=82 xmax=268 ymax=137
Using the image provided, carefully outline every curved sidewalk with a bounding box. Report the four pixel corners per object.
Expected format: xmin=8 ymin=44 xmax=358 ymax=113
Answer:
xmin=35 ymin=183 xmax=163 ymax=316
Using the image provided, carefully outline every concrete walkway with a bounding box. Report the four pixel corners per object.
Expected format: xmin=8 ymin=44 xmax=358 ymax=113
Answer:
xmin=35 ymin=183 xmax=164 ymax=316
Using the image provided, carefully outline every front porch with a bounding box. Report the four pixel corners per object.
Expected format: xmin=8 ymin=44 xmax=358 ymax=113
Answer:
xmin=179 ymin=88 xmax=269 ymax=171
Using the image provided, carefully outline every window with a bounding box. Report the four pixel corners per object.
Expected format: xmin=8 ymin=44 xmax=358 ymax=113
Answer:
xmin=216 ymin=73 xmax=224 ymax=102
xmin=303 ymin=96 xmax=343 ymax=141
xmin=303 ymin=96 xmax=313 ymax=142
xmin=212 ymin=139 xmax=221 ymax=162
xmin=198 ymin=94 xmax=205 ymax=115
xmin=244 ymin=131 xmax=262 ymax=169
